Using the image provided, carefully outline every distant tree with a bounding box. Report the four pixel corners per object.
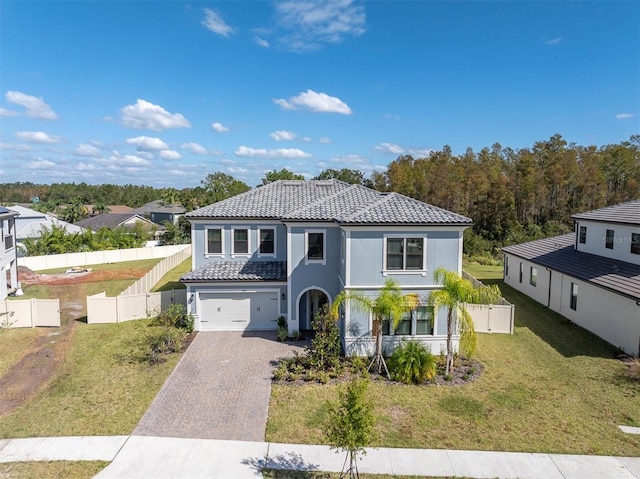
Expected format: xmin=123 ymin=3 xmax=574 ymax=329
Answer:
xmin=201 ymin=172 xmax=250 ymax=203
xmin=313 ymin=168 xmax=372 ymax=187
xmin=261 ymin=168 xmax=304 ymax=185
xmin=58 ymin=197 xmax=89 ymax=223
xmin=160 ymin=188 xmax=181 ymax=206
xmin=92 ymin=202 xmax=110 ymax=215
xmin=159 ymin=216 xmax=191 ymax=245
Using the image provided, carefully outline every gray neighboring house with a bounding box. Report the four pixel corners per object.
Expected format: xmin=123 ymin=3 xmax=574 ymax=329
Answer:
xmin=11 ymin=205 xmax=86 ymax=255
xmin=0 ymin=207 xmax=19 ymax=301
xmin=502 ymin=199 xmax=640 ymax=356
xmin=75 ymin=213 xmax=162 ymax=245
xmin=132 ymin=201 xmax=185 ymax=226
xmin=181 ymin=179 xmax=473 ymax=356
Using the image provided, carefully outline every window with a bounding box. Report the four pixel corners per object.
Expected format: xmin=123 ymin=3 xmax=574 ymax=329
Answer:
xmin=530 ymin=267 xmax=537 ymax=287
xmin=233 ymin=228 xmax=249 ymax=255
xmin=259 ymin=228 xmax=275 ymax=255
xmin=605 ymin=229 xmax=614 ymax=249
xmin=385 ymin=237 xmax=424 ymax=271
xmin=570 ymin=283 xmax=578 ymax=310
xmin=206 ymin=228 xmax=222 ymax=255
xmin=504 ymin=256 xmax=509 ymax=277
xmin=519 ymin=262 xmax=523 ymax=283
xmin=306 ymin=230 xmax=325 ymax=262
xmin=381 ymin=306 xmax=434 ymax=336
xmin=579 ymin=226 xmax=587 ymax=244
xmin=631 ymin=233 xmax=640 ymax=255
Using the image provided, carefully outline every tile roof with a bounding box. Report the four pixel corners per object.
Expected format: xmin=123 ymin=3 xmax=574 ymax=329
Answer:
xmin=180 ymin=260 xmax=287 ymax=282
xmin=187 ymin=180 xmax=472 ymax=225
xmin=132 ymin=201 xmax=186 ymax=215
xmin=502 ymin=233 xmax=640 ymax=300
xmin=75 ymin=213 xmax=154 ymax=231
xmin=571 ymin=199 xmax=640 ymax=226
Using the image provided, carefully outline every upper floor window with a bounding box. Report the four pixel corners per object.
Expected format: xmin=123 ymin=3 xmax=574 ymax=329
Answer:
xmin=206 ymin=228 xmax=223 ymax=255
xmin=605 ymin=229 xmax=614 ymax=250
xmin=259 ymin=228 xmax=275 ymax=256
xmin=530 ymin=267 xmax=537 ymax=287
xmin=233 ymin=228 xmax=249 ymax=255
xmin=632 ymin=233 xmax=640 ymax=255
xmin=579 ymin=226 xmax=587 ymax=244
xmin=385 ymin=237 xmax=424 ymax=272
xmin=306 ymin=230 xmax=325 ymax=264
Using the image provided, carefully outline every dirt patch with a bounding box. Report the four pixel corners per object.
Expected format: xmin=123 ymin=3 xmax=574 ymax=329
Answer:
xmin=18 ymin=265 xmax=150 ymax=286
xmin=0 ymin=319 xmax=77 ymax=417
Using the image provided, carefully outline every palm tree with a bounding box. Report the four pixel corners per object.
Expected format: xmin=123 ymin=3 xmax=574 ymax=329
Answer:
xmin=428 ymin=267 xmax=501 ymax=375
xmin=331 ymin=279 xmax=419 ymax=376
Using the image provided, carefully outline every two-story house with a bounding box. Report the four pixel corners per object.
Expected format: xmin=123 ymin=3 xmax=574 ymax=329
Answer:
xmin=0 ymin=207 xmax=19 ymax=301
xmin=181 ymin=180 xmax=473 ymax=356
xmin=502 ymin=200 xmax=640 ymax=356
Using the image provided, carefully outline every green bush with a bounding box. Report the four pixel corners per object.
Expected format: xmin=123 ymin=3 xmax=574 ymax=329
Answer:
xmin=150 ymin=303 xmax=194 ymax=332
xmin=388 ymin=341 xmax=437 ymax=384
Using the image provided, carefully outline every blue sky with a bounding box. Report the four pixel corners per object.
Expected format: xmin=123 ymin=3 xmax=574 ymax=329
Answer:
xmin=1 ymin=0 xmax=638 ymax=189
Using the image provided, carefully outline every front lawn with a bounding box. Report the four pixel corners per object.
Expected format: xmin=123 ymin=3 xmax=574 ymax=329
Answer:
xmin=0 ymin=461 xmax=107 ymax=479
xmin=267 ymin=264 xmax=640 ymax=456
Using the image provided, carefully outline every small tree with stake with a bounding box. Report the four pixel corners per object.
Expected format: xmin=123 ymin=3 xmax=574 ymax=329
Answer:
xmin=326 ymin=377 xmax=376 ymax=479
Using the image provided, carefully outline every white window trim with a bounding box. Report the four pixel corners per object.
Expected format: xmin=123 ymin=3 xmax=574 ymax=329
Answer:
xmin=305 ymin=229 xmax=326 ymax=265
xmin=382 ymin=234 xmax=427 ymax=276
xmin=204 ymin=227 xmax=225 ymax=258
xmin=375 ymin=304 xmax=435 ymax=337
xmin=231 ymin=227 xmax=251 ymax=258
xmin=257 ymin=227 xmax=277 ymax=258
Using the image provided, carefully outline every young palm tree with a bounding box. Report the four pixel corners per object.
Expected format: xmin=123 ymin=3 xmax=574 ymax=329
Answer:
xmin=428 ymin=267 xmax=501 ymax=375
xmin=331 ymin=279 xmax=419 ymax=376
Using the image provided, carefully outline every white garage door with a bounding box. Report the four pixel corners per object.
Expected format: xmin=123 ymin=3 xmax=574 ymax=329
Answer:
xmin=199 ymin=292 xmax=279 ymax=331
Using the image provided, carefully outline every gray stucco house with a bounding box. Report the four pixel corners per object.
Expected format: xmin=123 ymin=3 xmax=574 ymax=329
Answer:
xmin=0 ymin=207 xmax=19 ymax=301
xmin=502 ymin=200 xmax=640 ymax=356
xmin=181 ymin=180 xmax=473 ymax=355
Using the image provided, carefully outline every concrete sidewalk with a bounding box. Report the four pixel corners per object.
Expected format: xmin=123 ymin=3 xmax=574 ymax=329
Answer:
xmin=1 ymin=436 xmax=639 ymax=479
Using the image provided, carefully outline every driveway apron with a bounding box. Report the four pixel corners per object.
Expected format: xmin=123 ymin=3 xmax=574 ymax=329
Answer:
xmin=134 ymin=331 xmax=305 ymax=442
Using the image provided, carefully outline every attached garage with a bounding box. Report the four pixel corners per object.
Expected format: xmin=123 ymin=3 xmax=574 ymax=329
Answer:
xmin=198 ymin=291 xmax=279 ymax=331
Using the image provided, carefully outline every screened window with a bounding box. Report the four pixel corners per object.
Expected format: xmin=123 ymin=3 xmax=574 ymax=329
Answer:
xmin=570 ymin=283 xmax=578 ymax=311
xmin=386 ymin=237 xmax=424 ymax=271
xmin=307 ymin=231 xmax=324 ymax=261
xmin=206 ymin=228 xmax=222 ymax=254
xmin=579 ymin=226 xmax=587 ymax=244
xmin=259 ymin=228 xmax=275 ymax=255
xmin=605 ymin=229 xmax=614 ymax=250
xmin=530 ymin=267 xmax=537 ymax=287
xmin=395 ymin=311 xmax=412 ymax=335
xmin=233 ymin=229 xmax=249 ymax=254
xmin=519 ymin=262 xmax=523 ymax=283
xmin=631 ymin=233 xmax=640 ymax=255
xmin=415 ymin=306 xmax=434 ymax=335
xmin=381 ymin=306 xmax=434 ymax=336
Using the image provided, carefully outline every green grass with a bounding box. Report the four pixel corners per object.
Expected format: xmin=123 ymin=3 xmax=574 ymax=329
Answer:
xmin=462 ymin=261 xmax=503 ymax=281
xmin=150 ymin=257 xmax=191 ymax=292
xmin=0 ymin=320 xmax=181 ymax=438
xmin=0 ymin=328 xmax=41 ymax=377
xmin=263 ymin=471 xmax=469 ymax=479
xmin=0 ymin=461 xmax=107 ymax=479
xmin=267 ymin=268 xmax=640 ymax=456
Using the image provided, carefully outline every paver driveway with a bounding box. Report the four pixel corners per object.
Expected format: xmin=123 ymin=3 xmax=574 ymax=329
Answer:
xmin=134 ymin=331 xmax=307 ymax=442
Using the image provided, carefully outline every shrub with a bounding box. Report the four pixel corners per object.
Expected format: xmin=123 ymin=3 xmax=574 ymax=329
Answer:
xmin=388 ymin=341 xmax=437 ymax=384
xmin=308 ymin=304 xmax=342 ymax=372
xmin=277 ymin=327 xmax=288 ymax=342
xmin=150 ymin=303 xmax=194 ymax=332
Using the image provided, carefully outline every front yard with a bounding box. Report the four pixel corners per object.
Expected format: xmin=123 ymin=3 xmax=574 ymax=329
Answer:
xmin=267 ymin=263 xmax=640 ymax=456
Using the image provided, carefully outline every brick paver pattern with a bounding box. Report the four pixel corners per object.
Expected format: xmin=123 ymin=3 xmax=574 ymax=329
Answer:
xmin=134 ymin=331 xmax=306 ymax=442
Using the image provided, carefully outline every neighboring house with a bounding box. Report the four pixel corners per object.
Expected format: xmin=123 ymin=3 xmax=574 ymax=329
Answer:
xmin=10 ymin=205 xmax=85 ymax=254
xmin=132 ymin=201 xmax=185 ymax=226
xmin=76 ymin=213 xmax=157 ymax=232
xmin=502 ymin=200 xmax=640 ymax=356
xmin=181 ymin=180 xmax=473 ymax=356
xmin=0 ymin=207 xmax=19 ymax=301
xmin=85 ymin=205 xmax=134 ymax=216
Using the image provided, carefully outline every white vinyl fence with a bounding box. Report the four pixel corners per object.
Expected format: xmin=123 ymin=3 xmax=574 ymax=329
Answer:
xmin=87 ymin=246 xmax=191 ymax=324
xmin=1 ymin=298 xmax=60 ymax=328
xmin=463 ymin=271 xmax=514 ymax=334
xmin=18 ymin=244 xmax=190 ymax=271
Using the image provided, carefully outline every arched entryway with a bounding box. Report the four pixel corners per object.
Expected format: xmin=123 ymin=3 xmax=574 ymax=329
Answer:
xmin=297 ymin=288 xmax=330 ymax=331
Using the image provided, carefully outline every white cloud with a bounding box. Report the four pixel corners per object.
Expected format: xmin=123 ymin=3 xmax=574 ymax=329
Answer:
xmin=159 ymin=150 xmax=182 ymax=160
xmin=76 ymin=162 xmax=97 ymax=171
xmin=319 ymin=136 xmax=331 ymax=144
xmin=275 ymin=0 xmax=366 ymax=51
xmin=408 ymin=148 xmax=432 ymax=158
xmin=6 ymin=91 xmax=58 ymax=120
xmin=126 ymin=135 xmax=170 ymax=151
xmin=274 ymin=89 xmax=351 ymax=114
xmin=234 ymin=145 xmax=312 ymax=159
xmin=202 ymin=9 xmax=233 ymax=37
xmin=544 ymin=37 xmax=562 ymax=46
xmin=330 ymin=153 xmax=368 ymax=165
xmin=375 ymin=142 xmax=404 ymax=155
xmin=75 ymin=143 xmax=101 ymax=157
xmin=181 ymin=142 xmax=208 ymax=155
xmin=383 ymin=113 xmax=400 ymax=120
xmin=219 ymin=158 xmax=235 ymax=165
xmin=616 ymin=113 xmax=635 ymax=120
xmin=16 ymin=131 xmax=63 ymax=144
xmin=98 ymin=152 xmax=152 ymax=167
xmin=27 ymin=159 xmax=56 ymax=169
xmin=0 ymin=108 xmax=19 ymax=117
xmin=212 ymin=122 xmax=230 ymax=132
xmin=300 ymin=136 xmax=312 ymax=142
xmin=0 ymin=142 xmax=31 ymax=151
xmin=255 ymin=36 xmax=270 ymax=47
xmin=228 ymin=166 xmax=249 ymax=174
xmin=270 ymin=130 xmax=297 ymax=141
xmin=120 ymin=99 xmax=191 ymax=131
